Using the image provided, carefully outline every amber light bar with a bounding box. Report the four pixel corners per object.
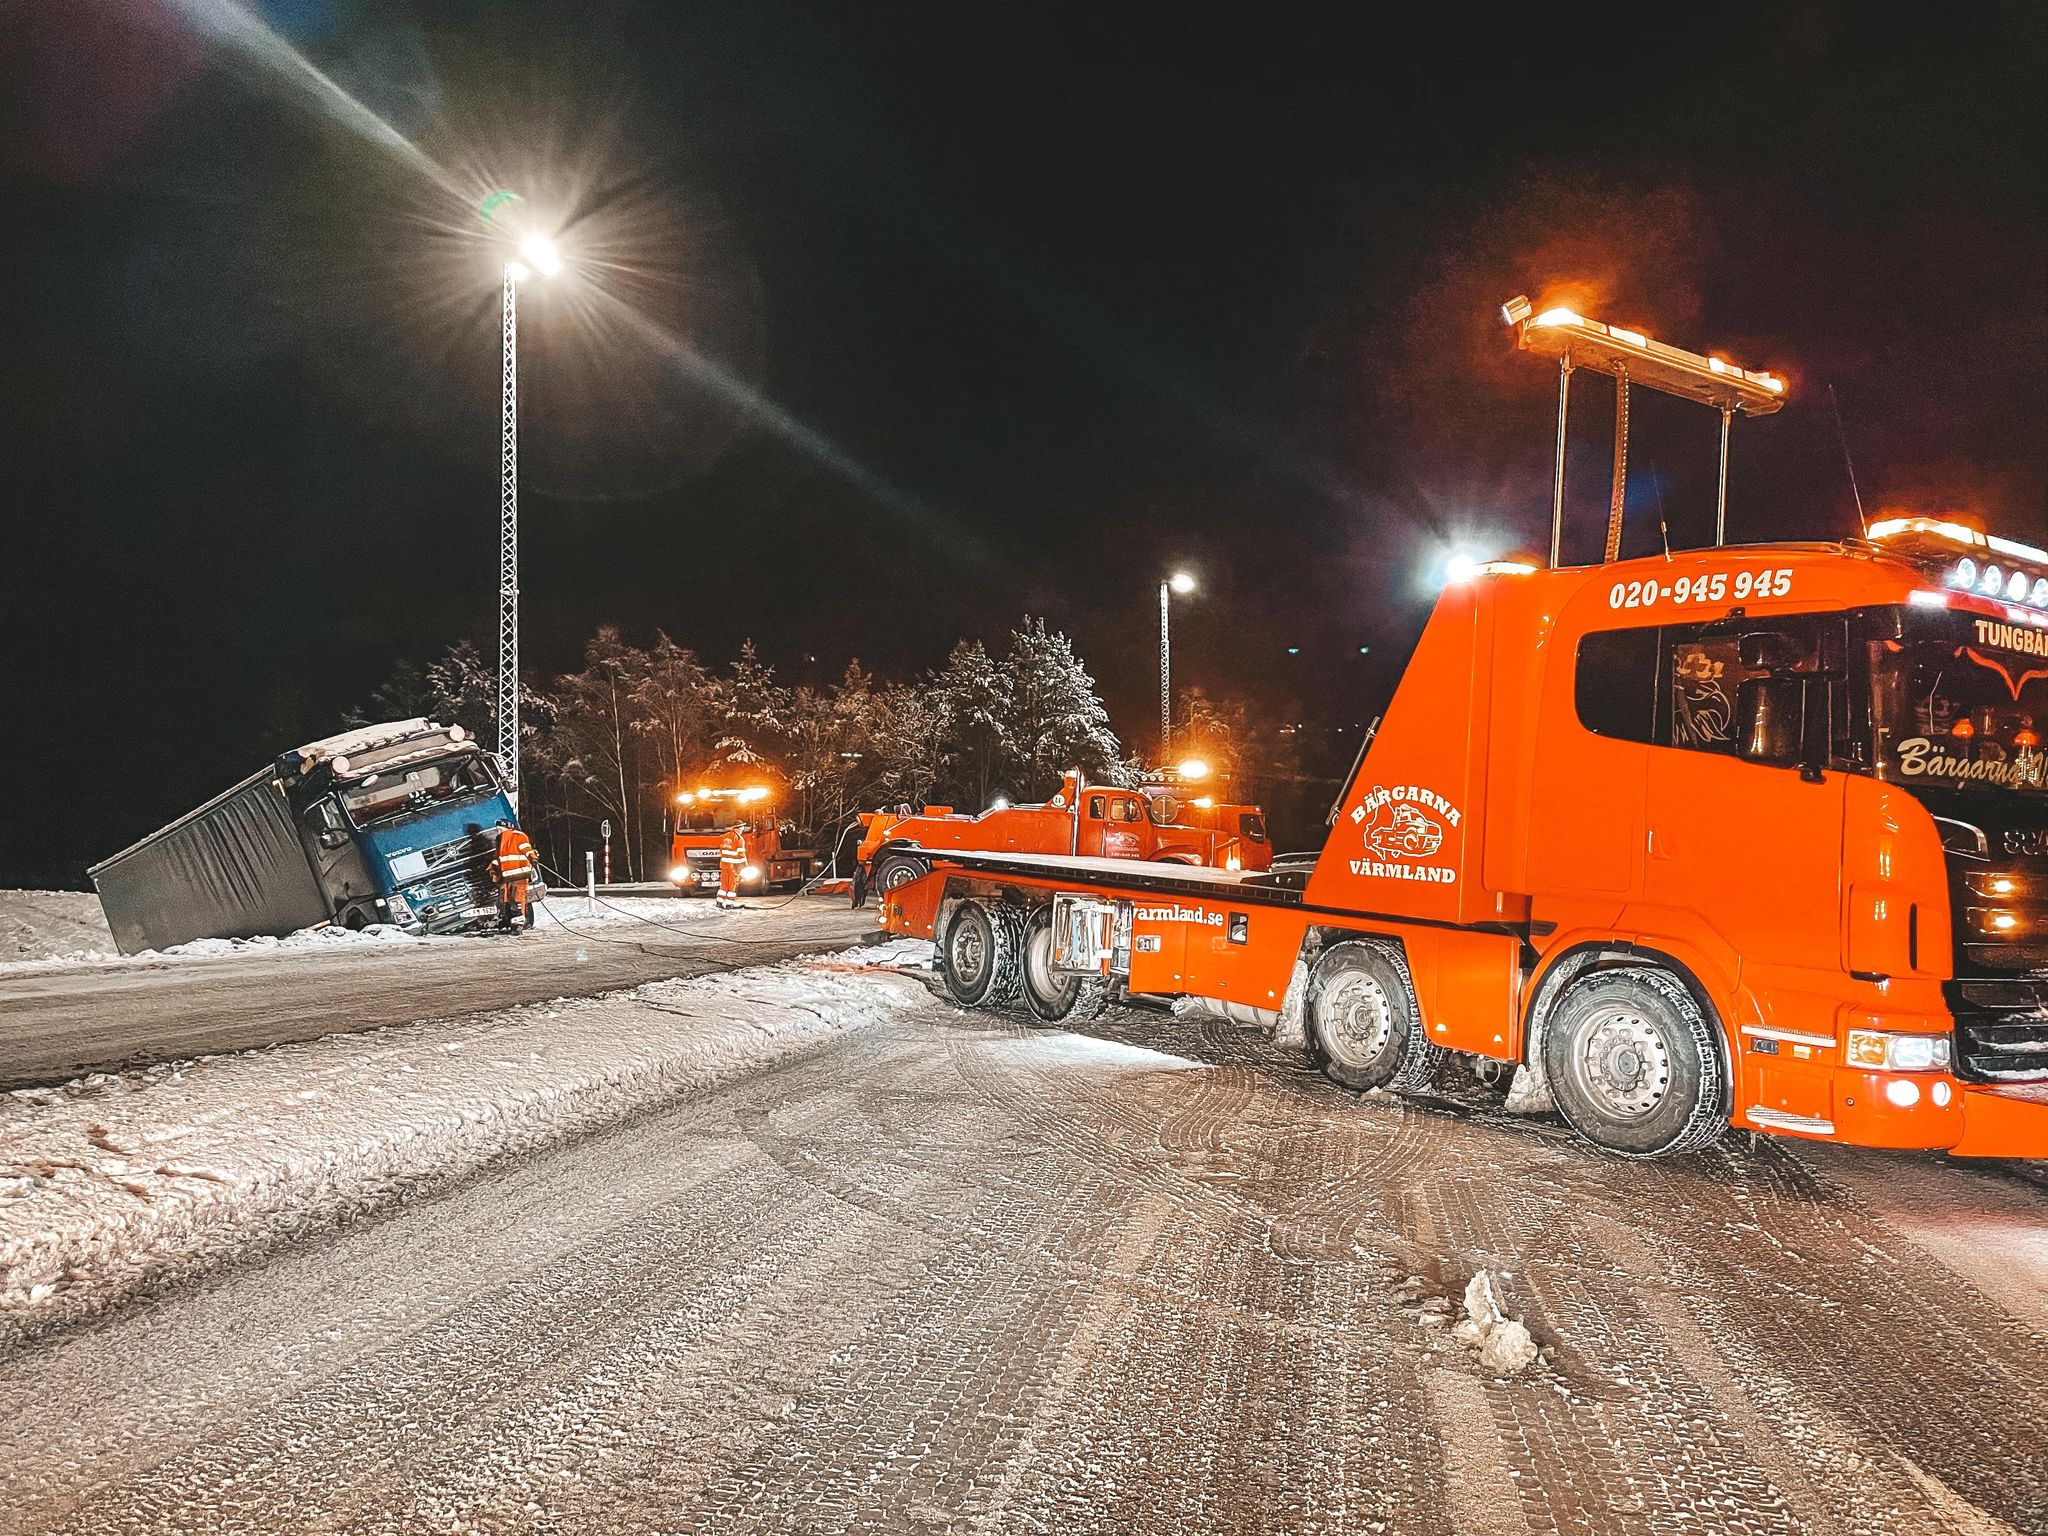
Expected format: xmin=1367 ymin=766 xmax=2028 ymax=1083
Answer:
xmin=1503 ymin=293 xmax=1792 ymax=566
xmin=1502 ymin=297 xmax=1787 ymax=415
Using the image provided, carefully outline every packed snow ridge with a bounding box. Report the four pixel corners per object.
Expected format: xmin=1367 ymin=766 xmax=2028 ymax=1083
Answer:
xmin=0 ymin=950 xmax=927 ymax=1343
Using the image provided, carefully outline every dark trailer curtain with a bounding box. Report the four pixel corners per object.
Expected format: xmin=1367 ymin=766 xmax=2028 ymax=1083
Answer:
xmin=90 ymin=770 xmax=328 ymax=954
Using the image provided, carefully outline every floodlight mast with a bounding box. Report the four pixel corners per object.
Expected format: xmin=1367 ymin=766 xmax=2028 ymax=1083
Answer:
xmin=1500 ymin=296 xmax=1786 ymax=567
xmin=499 ymin=262 xmax=520 ymax=806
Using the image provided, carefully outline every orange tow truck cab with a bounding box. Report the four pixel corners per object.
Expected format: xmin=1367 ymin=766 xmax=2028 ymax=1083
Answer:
xmin=852 ymin=770 xmax=1271 ymax=906
xmin=881 ymin=521 xmax=2048 ymax=1161
xmin=668 ymin=781 xmax=817 ymax=897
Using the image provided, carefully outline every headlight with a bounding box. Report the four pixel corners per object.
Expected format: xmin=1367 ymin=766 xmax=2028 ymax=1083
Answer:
xmin=741 ymin=864 xmax=763 ymax=882
xmin=1845 ymin=1029 xmax=1952 ymax=1072
xmin=385 ymin=893 xmax=413 ymax=921
xmin=668 ymin=865 xmax=691 ymax=883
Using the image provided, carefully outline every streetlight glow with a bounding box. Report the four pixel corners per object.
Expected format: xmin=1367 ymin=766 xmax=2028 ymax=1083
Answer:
xmin=1169 ymin=571 xmax=1197 ymax=595
xmin=517 ymin=230 xmax=563 ymax=278
xmin=1177 ymin=757 xmax=1212 ymax=782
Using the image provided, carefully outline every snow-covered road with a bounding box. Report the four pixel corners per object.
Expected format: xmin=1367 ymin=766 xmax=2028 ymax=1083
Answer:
xmin=0 ymin=894 xmax=873 ymax=1088
xmin=1 ymin=963 xmax=2044 ymax=1534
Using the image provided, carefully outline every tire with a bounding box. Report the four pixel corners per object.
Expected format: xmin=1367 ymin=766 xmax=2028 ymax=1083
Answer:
xmin=1019 ymin=905 xmax=1085 ymax=1022
xmin=938 ymin=899 xmax=1023 ymax=1009
xmin=872 ymin=850 xmax=932 ymax=896
xmin=1306 ymin=941 xmax=1443 ymax=1093
xmin=1539 ymin=966 xmax=1728 ymax=1158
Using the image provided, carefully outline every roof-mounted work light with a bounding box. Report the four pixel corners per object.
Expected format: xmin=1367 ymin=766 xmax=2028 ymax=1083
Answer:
xmin=1503 ymin=295 xmax=1789 ymax=568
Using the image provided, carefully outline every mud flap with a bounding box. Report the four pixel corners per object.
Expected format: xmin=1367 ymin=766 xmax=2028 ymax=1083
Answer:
xmin=1949 ymin=1084 xmax=2048 ymax=1159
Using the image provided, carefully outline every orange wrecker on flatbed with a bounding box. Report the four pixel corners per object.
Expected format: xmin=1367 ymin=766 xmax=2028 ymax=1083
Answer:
xmin=875 ymin=302 xmax=2048 ymax=1161
xmin=852 ymin=770 xmax=1271 ymax=907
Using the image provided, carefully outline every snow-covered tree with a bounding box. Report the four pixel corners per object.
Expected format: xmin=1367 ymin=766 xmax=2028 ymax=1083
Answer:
xmin=629 ymin=634 xmax=714 ymax=801
xmin=712 ymin=641 xmax=790 ymax=761
xmin=1000 ymin=617 xmax=1122 ymax=794
xmin=932 ymin=638 xmax=1010 ymax=807
xmin=541 ymin=628 xmax=651 ymax=880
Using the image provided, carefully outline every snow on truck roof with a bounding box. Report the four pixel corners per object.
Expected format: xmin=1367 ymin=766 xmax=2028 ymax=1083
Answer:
xmin=291 ymin=718 xmax=434 ymax=761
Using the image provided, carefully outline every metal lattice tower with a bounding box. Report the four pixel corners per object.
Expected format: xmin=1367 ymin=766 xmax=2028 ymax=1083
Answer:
xmin=497 ymin=264 xmax=520 ymax=806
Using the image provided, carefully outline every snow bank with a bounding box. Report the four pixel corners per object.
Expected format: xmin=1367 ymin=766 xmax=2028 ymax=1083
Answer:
xmin=0 ymin=890 xmax=116 ymax=967
xmin=0 ymin=956 xmax=922 ymax=1343
xmin=0 ymin=904 xmax=469 ymax=977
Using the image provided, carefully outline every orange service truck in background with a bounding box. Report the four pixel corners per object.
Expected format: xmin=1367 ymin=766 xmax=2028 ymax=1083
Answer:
xmin=667 ymin=779 xmax=816 ymax=896
xmin=880 ymin=520 xmax=2048 ymax=1159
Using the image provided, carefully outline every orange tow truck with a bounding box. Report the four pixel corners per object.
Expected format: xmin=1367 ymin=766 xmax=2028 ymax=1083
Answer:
xmin=852 ymin=769 xmax=1271 ymax=906
xmin=874 ymin=304 xmax=2048 ymax=1161
xmin=666 ymin=779 xmax=816 ymax=897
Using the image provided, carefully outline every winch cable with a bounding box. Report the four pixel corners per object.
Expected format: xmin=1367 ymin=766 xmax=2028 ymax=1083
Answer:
xmin=527 ymin=855 xmax=863 ymax=955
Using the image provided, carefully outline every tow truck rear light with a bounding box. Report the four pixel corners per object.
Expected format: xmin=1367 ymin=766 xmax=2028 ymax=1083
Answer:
xmin=1845 ymin=1029 xmax=1953 ymax=1072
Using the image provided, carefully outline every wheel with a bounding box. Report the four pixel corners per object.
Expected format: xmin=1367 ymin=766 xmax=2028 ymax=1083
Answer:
xmin=1019 ymin=905 xmax=1085 ymax=1022
xmin=1306 ymin=941 xmax=1443 ymax=1092
xmin=1539 ymin=967 xmax=1728 ymax=1158
xmin=937 ymin=899 xmax=1023 ymax=1009
xmin=872 ymin=850 xmax=932 ymax=896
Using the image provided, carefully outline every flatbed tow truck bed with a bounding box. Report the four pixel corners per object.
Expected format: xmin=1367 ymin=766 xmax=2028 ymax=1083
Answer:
xmin=873 ymin=845 xmax=1538 ymax=939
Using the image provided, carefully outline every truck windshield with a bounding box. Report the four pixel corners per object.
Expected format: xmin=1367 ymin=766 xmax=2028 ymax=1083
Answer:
xmin=1870 ymin=617 xmax=2048 ymax=795
xmin=340 ymin=755 xmax=496 ymax=826
xmin=677 ymin=801 xmax=748 ymax=832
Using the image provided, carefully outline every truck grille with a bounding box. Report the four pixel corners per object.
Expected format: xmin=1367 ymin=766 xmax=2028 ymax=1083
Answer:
xmin=1946 ymin=979 xmax=2048 ymax=1083
xmin=685 ymin=848 xmax=723 ymax=871
xmin=409 ymin=857 xmax=494 ymax=930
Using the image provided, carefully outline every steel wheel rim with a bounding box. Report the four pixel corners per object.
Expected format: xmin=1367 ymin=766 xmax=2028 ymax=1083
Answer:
xmin=950 ymin=916 xmax=989 ymax=989
xmin=1321 ymin=970 xmax=1396 ymax=1069
xmin=1025 ymin=923 xmax=1073 ymax=1007
xmin=1571 ymin=1004 xmax=1673 ymax=1120
xmin=880 ymin=860 xmax=919 ymax=891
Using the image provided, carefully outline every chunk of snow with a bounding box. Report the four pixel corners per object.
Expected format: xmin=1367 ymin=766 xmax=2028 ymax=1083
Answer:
xmin=1453 ymin=1269 xmax=1539 ymax=1378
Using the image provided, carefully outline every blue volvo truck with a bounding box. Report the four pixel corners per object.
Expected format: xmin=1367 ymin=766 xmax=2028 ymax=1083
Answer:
xmin=90 ymin=719 xmax=533 ymax=954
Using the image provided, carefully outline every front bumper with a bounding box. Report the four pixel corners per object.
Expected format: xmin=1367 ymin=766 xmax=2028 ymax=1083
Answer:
xmin=1742 ymin=1064 xmax=2048 ymax=1158
xmin=1951 ymin=1083 xmax=2048 ymax=1158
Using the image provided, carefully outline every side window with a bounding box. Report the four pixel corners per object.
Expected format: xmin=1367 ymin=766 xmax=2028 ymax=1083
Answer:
xmin=1111 ymin=796 xmax=1142 ymax=823
xmin=1088 ymin=794 xmax=1106 ymax=819
xmin=1667 ymin=636 xmax=1743 ymax=753
xmin=1576 ymin=628 xmax=1660 ymax=743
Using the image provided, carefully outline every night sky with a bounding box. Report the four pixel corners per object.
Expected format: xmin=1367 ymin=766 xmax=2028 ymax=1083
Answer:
xmin=4 ymin=2 xmax=2044 ymax=887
